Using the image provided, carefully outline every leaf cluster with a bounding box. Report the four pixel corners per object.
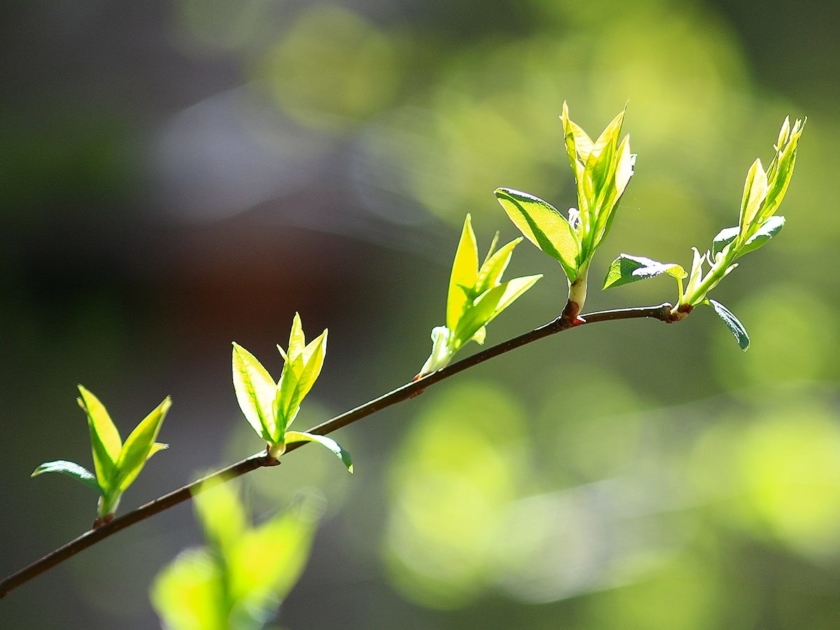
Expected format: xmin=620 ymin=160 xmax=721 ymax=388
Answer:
xmin=602 ymin=117 xmax=806 ymax=349
xmin=32 ymin=386 xmax=170 ymax=523
xmin=233 ymin=313 xmax=352 ymax=468
xmin=418 ymin=214 xmax=541 ymax=377
xmin=495 ymin=102 xmax=634 ymax=318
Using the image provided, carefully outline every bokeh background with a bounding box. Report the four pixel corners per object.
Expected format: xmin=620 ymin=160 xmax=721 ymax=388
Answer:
xmin=2 ymin=0 xmax=839 ymax=627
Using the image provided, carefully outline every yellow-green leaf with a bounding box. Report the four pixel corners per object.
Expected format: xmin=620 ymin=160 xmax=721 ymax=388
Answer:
xmin=495 ymin=188 xmax=580 ymax=281
xmin=447 ymin=214 xmax=479 ymax=331
xmin=114 ymin=396 xmax=171 ymax=493
xmin=78 ymin=385 xmax=122 ymax=492
xmin=738 ymin=158 xmax=769 ymax=240
xmin=232 ymin=343 xmax=277 ymax=440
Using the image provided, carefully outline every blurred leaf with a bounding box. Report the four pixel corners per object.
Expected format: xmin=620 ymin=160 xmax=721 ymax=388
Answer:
xmin=31 ymin=460 xmax=102 ymax=494
xmin=152 ymin=482 xmax=322 ymax=630
xmin=708 ymin=299 xmax=750 ymax=350
xmin=194 ymin=479 xmax=247 ymax=555
xmin=603 ymin=254 xmax=685 ymax=289
xmin=150 ymin=548 xmax=226 ymax=630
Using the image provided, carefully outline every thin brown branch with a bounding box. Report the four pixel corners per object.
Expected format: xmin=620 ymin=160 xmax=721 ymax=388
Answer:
xmin=0 ymin=302 xmax=673 ymax=599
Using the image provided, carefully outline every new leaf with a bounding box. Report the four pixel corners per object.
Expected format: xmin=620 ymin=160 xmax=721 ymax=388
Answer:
xmin=33 ymin=386 xmax=170 ymax=522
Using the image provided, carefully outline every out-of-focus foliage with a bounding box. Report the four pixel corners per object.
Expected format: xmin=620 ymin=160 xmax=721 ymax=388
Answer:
xmin=150 ymin=480 xmax=323 ymax=630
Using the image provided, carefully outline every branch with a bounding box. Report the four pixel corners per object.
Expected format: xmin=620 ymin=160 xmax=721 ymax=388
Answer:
xmin=0 ymin=302 xmax=673 ymax=598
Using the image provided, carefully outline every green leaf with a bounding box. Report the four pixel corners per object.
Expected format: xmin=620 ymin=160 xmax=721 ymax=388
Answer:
xmin=760 ymin=117 xmax=806 ymax=224
xmin=227 ymin=495 xmax=321 ymax=606
xmin=711 ymin=226 xmax=739 ymax=258
xmin=738 ymin=215 xmax=785 ymax=257
xmin=193 ymin=479 xmax=247 ymax=555
xmin=286 ymin=312 xmax=308 ymax=363
xmin=31 ymin=460 xmax=102 ymax=494
xmin=591 ymin=136 xmax=635 ymax=249
xmin=682 ymin=247 xmax=707 ymax=305
xmin=584 ymin=107 xmax=626 ymax=218
xmin=78 ymin=385 xmax=122 ymax=493
xmin=232 ymin=343 xmax=277 ymax=441
xmin=447 ymin=215 xmax=479 ymax=331
xmin=150 ymin=547 xmax=226 ymax=630
xmin=474 ymin=237 xmax=519 ymax=296
xmin=495 ymin=188 xmax=580 ymax=280
xmin=285 ymin=431 xmax=353 ymax=473
xmin=560 ymin=101 xmax=594 ymax=187
xmin=454 ymin=275 xmax=541 ymax=344
xmin=602 ymin=254 xmax=685 ymax=289
xmin=738 ymin=158 xmax=769 ymax=240
xmin=708 ymin=299 xmax=750 ymax=350
xmin=113 ymin=396 xmax=171 ymax=493
xmin=275 ymin=328 xmax=328 ymax=433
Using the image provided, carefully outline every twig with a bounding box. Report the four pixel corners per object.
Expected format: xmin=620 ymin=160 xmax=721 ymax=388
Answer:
xmin=0 ymin=302 xmax=673 ymax=598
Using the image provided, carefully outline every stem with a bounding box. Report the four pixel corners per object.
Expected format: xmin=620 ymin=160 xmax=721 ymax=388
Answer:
xmin=678 ymin=250 xmax=736 ymax=312
xmin=563 ymin=261 xmax=590 ymax=325
xmin=0 ymin=302 xmax=673 ymax=599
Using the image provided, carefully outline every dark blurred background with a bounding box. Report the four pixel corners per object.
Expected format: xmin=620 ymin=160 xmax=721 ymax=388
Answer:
xmin=2 ymin=0 xmax=839 ymax=627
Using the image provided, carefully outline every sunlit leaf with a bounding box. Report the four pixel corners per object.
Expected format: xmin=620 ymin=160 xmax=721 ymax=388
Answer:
xmin=294 ymin=330 xmax=328 ymax=405
xmin=738 ymin=215 xmax=785 ymax=257
xmin=602 ymin=254 xmax=685 ymax=289
xmin=494 ymin=188 xmax=580 ymax=280
xmin=286 ymin=312 xmax=307 ymax=363
xmin=78 ymin=385 xmax=122 ymax=493
xmin=738 ymin=158 xmax=769 ymax=239
xmin=232 ymin=343 xmax=277 ymax=440
xmin=560 ymin=101 xmax=593 ymax=186
xmin=114 ymin=397 xmax=171 ymax=493
xmin=454 ymin=276 xmax=540 ymax=344
xmin=760 ymin=117 xmax=806 ymax=224
xmin=31 ymin=460 xmax=102 ymax=494
xmin=585 ymin=106 xmax=626 ymax=210
xmin=474 ymin=238 xmax=519 ymax=296
xmin=274 ymin=316 xmax=328 ymax=435
xmin=708 ymin=299 xmax=750 ymax=350
xmin=285 ymin=430 xmax=354 ymax=472
xmin=447 ymin=215 xmax=479 ymax=331
xmin=591 ymin=137 xmax=635 ymax=250
xmin=711 ymin=226 xmax=739 ymax=258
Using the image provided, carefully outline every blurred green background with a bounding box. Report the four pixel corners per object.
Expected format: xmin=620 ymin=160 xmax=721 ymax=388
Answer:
xmin=2 ymin=0 xmax=839 ymax=627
